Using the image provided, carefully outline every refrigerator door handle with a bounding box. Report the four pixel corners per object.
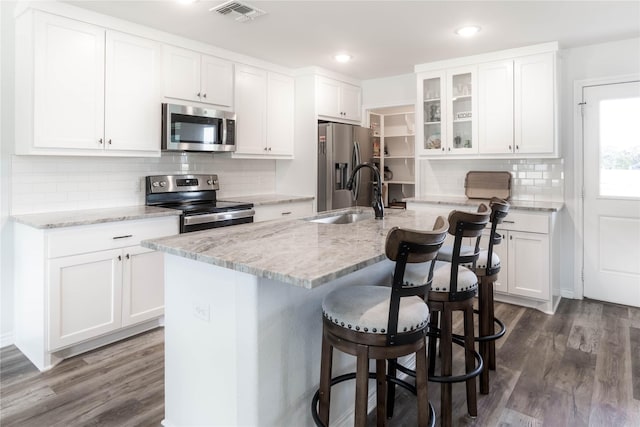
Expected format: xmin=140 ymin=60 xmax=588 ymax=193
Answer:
xmin=352 ymin=141 xmax=361 ymax=200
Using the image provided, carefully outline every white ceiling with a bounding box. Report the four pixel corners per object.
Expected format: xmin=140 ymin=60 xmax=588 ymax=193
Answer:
xmin=65 ymin=0 xmax=640 ymax=81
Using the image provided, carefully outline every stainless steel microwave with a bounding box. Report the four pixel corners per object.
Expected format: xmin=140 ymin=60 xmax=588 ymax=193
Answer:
xmin=162 ymin=103 xmax=236 ymax=152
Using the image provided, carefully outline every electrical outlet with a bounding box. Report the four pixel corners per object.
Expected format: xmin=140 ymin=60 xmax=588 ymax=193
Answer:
xmin=193 ymin=303 xmax=210 ymax=322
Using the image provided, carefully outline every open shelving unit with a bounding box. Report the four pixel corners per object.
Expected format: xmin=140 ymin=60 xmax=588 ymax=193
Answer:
xmin=367 ymin=105 xmax=415 ymax=208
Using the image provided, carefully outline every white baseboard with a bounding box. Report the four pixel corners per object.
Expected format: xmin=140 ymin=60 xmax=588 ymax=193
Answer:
xmin=560 ymin=289 xmax=576 ymax=299
xmin=0 ymin=331 xmax=14 ymax=348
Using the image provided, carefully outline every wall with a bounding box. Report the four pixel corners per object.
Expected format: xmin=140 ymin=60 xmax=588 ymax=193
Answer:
xmin=362 ymin=73 xmax=415 ymax=109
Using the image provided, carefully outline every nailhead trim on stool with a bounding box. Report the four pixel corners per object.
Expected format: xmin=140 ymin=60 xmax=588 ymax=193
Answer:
xmin=322 ymin=285 xmax=429 ymax=334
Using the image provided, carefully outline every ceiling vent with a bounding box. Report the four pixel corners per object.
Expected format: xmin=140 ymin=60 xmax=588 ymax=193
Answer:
xmin=210 ymin=1 xmax=267 ymax=23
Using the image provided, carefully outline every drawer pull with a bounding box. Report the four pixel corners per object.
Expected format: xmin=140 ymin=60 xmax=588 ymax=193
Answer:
xmin=113 ymin=234 xmax=133 ymax=240
xmin=503 ymin=220 xmax=515 ymax=224
xmin=281 ymin=211 xmax=292 ymax=215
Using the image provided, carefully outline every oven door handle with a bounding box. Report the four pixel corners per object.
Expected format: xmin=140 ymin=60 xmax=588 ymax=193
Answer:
xmin=183 ymin=209 xmax=255 ymax=226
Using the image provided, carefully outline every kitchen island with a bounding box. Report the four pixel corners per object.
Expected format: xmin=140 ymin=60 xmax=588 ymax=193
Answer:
xmin=142 ymin=207 xmax=441 ymax=426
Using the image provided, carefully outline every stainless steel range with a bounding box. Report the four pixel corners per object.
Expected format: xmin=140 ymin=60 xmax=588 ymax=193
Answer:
xmin=145 ymin=174 xmax=254 ymax=233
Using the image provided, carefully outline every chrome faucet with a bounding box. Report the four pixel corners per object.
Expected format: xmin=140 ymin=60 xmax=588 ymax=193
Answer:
xmin=346 ymin=162 xmax=384 ymax=219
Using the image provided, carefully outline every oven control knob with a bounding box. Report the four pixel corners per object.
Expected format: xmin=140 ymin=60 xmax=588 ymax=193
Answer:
xmin=152 ymin=181 xmax=159 ymax=188
xmin=207 ymin=179 xmax=213 ymax=185
xmin=160 ymin=181 xmax=167 ymax=187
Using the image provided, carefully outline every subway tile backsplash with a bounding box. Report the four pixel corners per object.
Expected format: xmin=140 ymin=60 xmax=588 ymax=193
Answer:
xmin=417 ymin=158 xmax=564 ymax=202
xmin=11 ymin=153 xmax=276 ymax=215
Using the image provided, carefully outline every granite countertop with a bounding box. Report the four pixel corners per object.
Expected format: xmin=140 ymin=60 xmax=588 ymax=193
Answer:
xmin=143 ymin=207 xmax=442 ymax=290
xmin=217 ymin=194 xmax=314 ymax=206
xmin=405 ymin=196 xmax=564 ymax=212
xmin=12 ymin=206 xmax=181 ymax=229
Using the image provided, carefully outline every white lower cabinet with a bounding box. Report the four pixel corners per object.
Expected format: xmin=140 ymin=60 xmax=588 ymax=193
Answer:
xmin=253 ymin=200 xmax=313 ymax=222
xmin=406 ymin=202 xmax=560 ymax=313
xmin=14 ymin=216 xmax=178 ymax=371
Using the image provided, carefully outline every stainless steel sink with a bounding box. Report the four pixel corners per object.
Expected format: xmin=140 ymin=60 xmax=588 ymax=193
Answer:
xmin=306 ymin=211 xmax=375 ymax=224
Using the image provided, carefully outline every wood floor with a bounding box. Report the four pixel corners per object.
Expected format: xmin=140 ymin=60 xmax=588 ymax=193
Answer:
xmin=1 ymin=298 xmax=639 ymax=426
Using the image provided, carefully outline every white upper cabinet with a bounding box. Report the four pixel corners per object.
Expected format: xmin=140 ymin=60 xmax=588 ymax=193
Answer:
xmin=233 ymin=65 xmax=294 ymax=158
xmin=105 ymin=31 xmax=162 ymax=153
xmin=478 ymin=52 xmax=556 ymax=156
xmin=31 ymin=12 xmax=105 ymax=152
xmin=514 ymin=53 xmax=556 ymax=155
xmin=266 ymin=72 xmax=295 ymax=156
xmin=16 ymin=10 xmax=162 ymax=156
xmin=478 ymin=60 xmax=514 ymax=154
xmin=417 ymin=66 xmax=478 ymax=156
xmin=162 ymin=45 xmax=233 ymax=108
xmin=416 ymin=43 xmax=558 ymax=159
xmin=317 ymin=76 xmax=362 ymax=122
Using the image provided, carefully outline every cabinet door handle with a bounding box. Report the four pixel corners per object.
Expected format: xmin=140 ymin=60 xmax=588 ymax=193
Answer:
xmin=126 ymin=254 xmax=130 ymax=259
xmin=268 ymin=147 xmax=272 ymax=151
xmin=113 ymin=234 xmax=133 ymax=240
xmin=108 ymin=139 xmax=112 ymax=145
xmin=118 ymin=255 xmax=122 ymax=261
xmin=99 ymin=138 xmax=103 ymax=144
xmin=510 ymin=235 xmax=513 ymax=240
xmin=508 ymin=145 xmax=512 ymax=150
xmin=202 ymin=93 xmax=207 ymax=99
xmin=197 ymin=92 xmax=201 ymax=98
xmin=516 ymin=145 xmax=519 ymax=151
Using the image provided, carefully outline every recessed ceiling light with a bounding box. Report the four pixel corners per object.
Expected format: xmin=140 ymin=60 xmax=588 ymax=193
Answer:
xmin=334 ymin=54 xmax=353 ymax=63
xmin=455 ymin=26 xmax=481 ymax=37
xmin=177 ymin=0 xmax=197 ymax=5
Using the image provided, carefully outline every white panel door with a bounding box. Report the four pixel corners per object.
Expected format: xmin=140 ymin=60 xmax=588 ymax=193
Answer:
xmin=266 ymin=72 xmax=294 ymax=156
xmin=234 ymin=65 xmax=267 ymax=155
xmin=162 ymin=45 xmax=201 ymax=103
xmin=105 ymin=31 xmax=161 ymax=153
xmin=583 ymin=80 xmax=640 ymax=307
xmin=514 ymin=53 xmax=555 ymax=154
xmin=122 ymin=246 xmax=164 ymax=327
xmin=316 ymin=77 xmax=342 ymax=118
xmin=49 ymin=249 xmax=122 ymax=350
xmin=200 ymin=55 xmax=233 ymax=107
xmin=341 ymin=82 xmax=362 ymax=121
xmin=507 ymin=231 xmax=550 ymax=300
xmin=478 ymin=60 xmax=514 ymax=154
xmin=33 ymin=11 xmax=104 ymax=150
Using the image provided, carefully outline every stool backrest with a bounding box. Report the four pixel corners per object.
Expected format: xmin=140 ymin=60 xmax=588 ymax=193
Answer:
xmin=484 ymin=198 xmax=510 ymax=276
xmin=384 ymin=216 xmax=448 ymax=345
xmin=446 ymin=204 xmax=491 ymax=297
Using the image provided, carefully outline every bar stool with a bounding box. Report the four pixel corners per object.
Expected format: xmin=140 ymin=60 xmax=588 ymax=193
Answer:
xmin=395 ymin=205 xmax=489 ymax=427
xmin=311 ymin=217 xmax=448 ymax=427
xmin=436 ymin=198 xmax=510 ymax=394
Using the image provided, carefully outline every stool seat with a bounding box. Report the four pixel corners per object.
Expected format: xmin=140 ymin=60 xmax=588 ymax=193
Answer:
xmin=402 ymin=261 xmax=478 ymax=293
xmin=323 ymin=286 xmax=429 ymax=335
xmin=437 ymin=246 xmax=501 ymax=273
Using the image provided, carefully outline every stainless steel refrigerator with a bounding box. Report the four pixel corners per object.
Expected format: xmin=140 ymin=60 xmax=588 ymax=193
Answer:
xmin=317 ymin=123 xmax=373 ymax=212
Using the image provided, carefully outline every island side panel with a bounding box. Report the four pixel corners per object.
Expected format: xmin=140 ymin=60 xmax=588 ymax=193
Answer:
xmin=163 ymin=252 xmax=395 ymax=426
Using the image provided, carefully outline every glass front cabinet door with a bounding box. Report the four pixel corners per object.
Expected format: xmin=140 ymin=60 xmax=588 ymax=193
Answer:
xmin=417 ymin=66 xmax=478 ymax=156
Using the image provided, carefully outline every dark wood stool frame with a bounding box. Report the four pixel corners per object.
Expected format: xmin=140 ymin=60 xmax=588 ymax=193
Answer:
xmin=472 ymin=198 xmax=510 ymax=394
xmin=311 ymin=218 xmax=448 ymax=427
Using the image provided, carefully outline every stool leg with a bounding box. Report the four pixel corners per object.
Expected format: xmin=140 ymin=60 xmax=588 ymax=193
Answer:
xmin=386 ymin=358 xmax=396 ymax=418
xmin=376 ymin=359 xmax=387 ymax=426
xmin=318 ymin=330 xmax=333 ymax=425
xmin=415 ymin=339 xmax=430 ymax=427
xmin=428 ymin=311 xmax=439 ymax=377
xmin=488 ymin=281 xmax=497 ymax=371
xmin=478 ymin=280 xmax=491 ymax=395
xmin=464 ymin=303 xmax=478 ymax=418
xmin=440 ymin=306 xmax=453 ymax=427
xmin=354 ymin=344 xmax=370 ymax=427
